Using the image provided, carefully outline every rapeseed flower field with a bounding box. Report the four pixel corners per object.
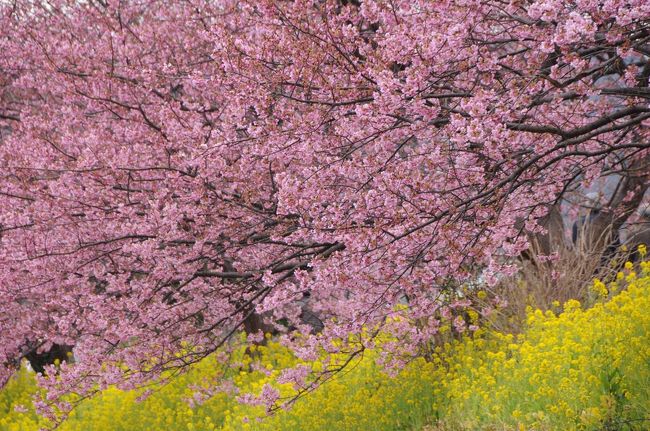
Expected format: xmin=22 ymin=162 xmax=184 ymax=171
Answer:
xmin=1 ymin=261 xmax=649 ymax=431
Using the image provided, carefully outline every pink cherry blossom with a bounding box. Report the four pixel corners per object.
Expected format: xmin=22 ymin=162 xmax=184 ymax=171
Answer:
xmin=0 ymin=0 xmax=648 ymax=417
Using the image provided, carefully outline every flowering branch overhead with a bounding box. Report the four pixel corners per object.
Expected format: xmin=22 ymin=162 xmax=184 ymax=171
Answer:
xmin=0 ymin=0 xmax=648 ymax=415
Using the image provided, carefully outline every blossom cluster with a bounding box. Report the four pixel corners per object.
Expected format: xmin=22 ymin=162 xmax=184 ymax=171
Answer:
xmin=1 ymin=0 xmax=649 ymax=397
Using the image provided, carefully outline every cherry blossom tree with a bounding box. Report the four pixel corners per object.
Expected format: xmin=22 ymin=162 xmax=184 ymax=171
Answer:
xmin=0 ymin=0 xmax=649 ymax=415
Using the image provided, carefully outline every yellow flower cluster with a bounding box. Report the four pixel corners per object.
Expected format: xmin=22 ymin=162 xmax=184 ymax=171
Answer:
xmin=1 ymin=262 xmax=649 ymax=431
xmin=0 ymin=365 xmax=45 ymax=431
xmin=0 ymin=337 xmax=439 ymax=431
xmin=432 ymin=262 xmax=650 ymax=430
